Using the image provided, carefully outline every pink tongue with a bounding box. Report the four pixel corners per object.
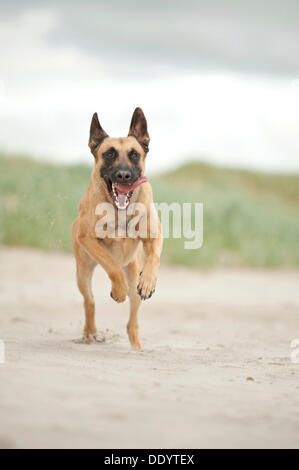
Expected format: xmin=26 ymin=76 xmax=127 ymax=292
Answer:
xmin=116 ymin=176 xmax=148 ymax=194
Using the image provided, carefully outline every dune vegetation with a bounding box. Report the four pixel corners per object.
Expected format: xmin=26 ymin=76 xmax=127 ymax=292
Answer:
xmin=1 ymin=154 xmax=299 ymax=268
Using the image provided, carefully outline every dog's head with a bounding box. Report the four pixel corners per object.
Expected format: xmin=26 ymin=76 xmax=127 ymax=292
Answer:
xmin=89 ymin=107 xmax=150 ymax=210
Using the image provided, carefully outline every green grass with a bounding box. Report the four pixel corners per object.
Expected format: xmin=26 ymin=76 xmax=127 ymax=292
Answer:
xmin=1 ymin=154 xmax=299 ymax=268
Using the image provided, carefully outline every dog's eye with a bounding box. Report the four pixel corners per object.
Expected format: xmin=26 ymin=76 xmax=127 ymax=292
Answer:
xmin=129 ymin=150 xmax=140 ymax=162
xmin=103 ymin=148 xmax=116 ymax=159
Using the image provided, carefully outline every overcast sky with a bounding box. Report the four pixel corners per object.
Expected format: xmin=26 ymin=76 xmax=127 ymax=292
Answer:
xmin=1 ymin=0 xmax=299 ymax=173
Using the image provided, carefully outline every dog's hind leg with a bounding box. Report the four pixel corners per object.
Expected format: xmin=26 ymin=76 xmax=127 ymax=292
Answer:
xmin=72 ymin=223 xmax=98 ymax=343
xmin=124 ymin=245 xmax=143 ymax=350
xmin=75 ymin=252 xmax=98 ymax=343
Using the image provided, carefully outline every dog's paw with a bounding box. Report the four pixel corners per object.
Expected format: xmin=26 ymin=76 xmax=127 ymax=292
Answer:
xmin=110 ymin=277 xmax=128 ymax=303
xmin=74 ymin=332 xmax=105 ymax=344
xmin=137 ymin=270 xmax=156 ymax=300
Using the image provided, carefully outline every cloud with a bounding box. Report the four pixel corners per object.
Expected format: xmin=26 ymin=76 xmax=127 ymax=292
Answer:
xmin=1 ymin=2 xmax=299 ymax=173
xmin=6 ymin=0 xmax=299 ymax=77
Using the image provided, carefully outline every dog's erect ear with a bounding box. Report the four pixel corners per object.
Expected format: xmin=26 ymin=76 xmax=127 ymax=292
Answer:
xmin=128 ymin=107 xmax=150 ymax=152
xmin=88 ymin=112 xmax=108 ymax=153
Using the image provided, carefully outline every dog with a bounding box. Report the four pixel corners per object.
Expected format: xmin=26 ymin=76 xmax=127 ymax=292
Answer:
xmin=72 ymin=108 xmax=163 ymax=350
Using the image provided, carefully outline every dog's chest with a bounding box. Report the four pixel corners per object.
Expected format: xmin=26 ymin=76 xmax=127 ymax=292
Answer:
xmin=99 ymin=237 xmax=141 ymax=267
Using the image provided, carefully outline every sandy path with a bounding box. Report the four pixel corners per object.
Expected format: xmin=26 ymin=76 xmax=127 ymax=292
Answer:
xmin=0 ymin=247 xmax=299 ymax=449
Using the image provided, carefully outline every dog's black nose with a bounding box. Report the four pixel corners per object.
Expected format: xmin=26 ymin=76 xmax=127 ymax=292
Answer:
xmin=115 ymin=170 xmax=131 ymax=182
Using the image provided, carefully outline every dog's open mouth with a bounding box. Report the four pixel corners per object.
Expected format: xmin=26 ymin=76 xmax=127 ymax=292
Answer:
xmin=104 ymin=176 xmax=148 ymax=210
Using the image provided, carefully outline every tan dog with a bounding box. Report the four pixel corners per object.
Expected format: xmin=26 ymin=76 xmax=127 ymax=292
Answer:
xmin=72 ymin=108 xmax=163 ymax=349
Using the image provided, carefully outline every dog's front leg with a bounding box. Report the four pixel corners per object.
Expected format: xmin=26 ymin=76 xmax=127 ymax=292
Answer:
xmin=79 ymin=235 xmax=128 ymax=302
xmin=137 ymin=236 xmax=163 ymax=300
